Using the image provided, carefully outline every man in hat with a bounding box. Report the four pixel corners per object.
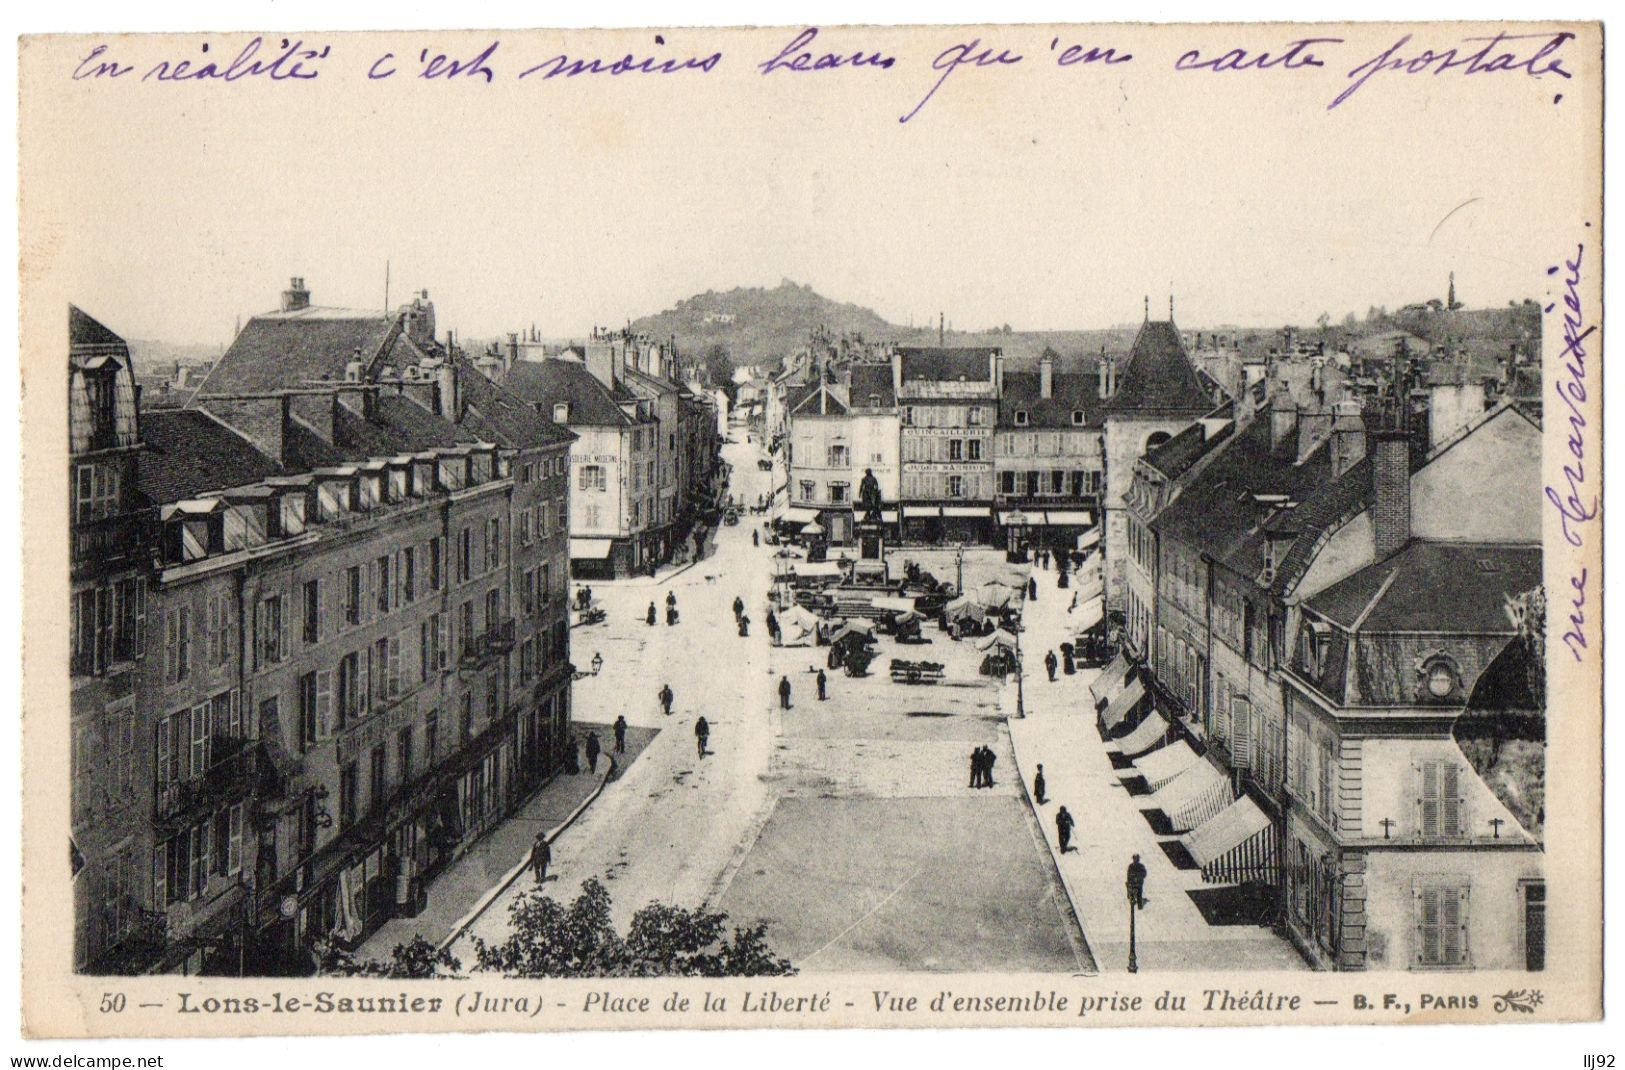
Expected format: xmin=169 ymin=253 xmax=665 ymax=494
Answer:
xmin=613 ymin=715 xmax=628 ymax=753
xmin=530 ymin=832 xmax=552 ymax=885
xmin=658 ymin=683 xmax=674 ymax=716
xmin=779 ymin=675 xmax=793 ymax=710
xmin=1034 ymin=763 xmax=1047 ymax=805
xmin=695 ymin=716 xmax=710 ymax=758
xmin=815 ymin=668 xmax=827 ymax=701
xmin=1127 ymin=854 xmax=1149 ymax=907
xmin=1045 ymin=649 xmax=1059 ymax=682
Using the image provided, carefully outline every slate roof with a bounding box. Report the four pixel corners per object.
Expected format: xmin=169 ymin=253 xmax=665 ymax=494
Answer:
xmin=448 ymin=353 xmax=575 ymax=449
xmin=896 ymin=346 xmax=998 ymax=383
xmin=137 ymin=409 xmax=284 ymax=505
xmin=998 ymin=370 xmax=1102 ymax=429
xmin=789 ymin=380 xmax=849 ymax=417
xmin=848 ymin=364 xmax=896 ymax=408
xmin=502 ymin=359 xmax=643 ymax=426
xmin=1106 ymin=321 xmax=1215 ymax=415
xmin=1305 ymin=542 xmax=1541 ymax=634
xmin=199 ymin=309 xmax=398 ymax=396
xmin=70 ymin=305 xmax=132 ymax=356
xmin=1141 ymin=420 xmax=1229 ymax=480
xmin=1152 ymin=416 xmax=1332 ymax=581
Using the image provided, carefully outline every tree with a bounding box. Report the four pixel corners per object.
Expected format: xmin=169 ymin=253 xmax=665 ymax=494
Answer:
xmin=473 ymin=878 xmax=794 ymax=978
xmin=704 ymin=343 xmax=738 ymax=404
xmin=319 ymin=935 xmax=462 ymax=979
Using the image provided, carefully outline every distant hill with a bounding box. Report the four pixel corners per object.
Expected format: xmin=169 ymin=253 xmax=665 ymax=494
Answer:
xmin=127 ymin=338 xmax=224 ymax=375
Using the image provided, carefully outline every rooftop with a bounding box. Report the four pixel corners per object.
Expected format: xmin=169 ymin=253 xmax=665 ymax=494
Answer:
xmin=137 ymin=409 xmax=285 ymax=506
xmin=1106 ymin=320 xmax=1215 ymax=415
xmin=199 ymin=310 xmax=398 ymax=396
xmin=1305 ymin=541 xmax=1541 ymax=635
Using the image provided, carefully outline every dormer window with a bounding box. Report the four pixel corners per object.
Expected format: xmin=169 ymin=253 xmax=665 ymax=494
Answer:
xmin=868 ymin=394 xmax=882 ymax=407
xmin=553 ymin=402 xmax=570 ymax=423
xmin=1418 ymin=653 xmax=1462 ymax=700
xmin=1014 ymin=410 xmax=1030 ymax=426
xmin=1071 ymin=410 xmax=1086 ymax=426
xmin=968 ymin=407 xmax=984 ymax=426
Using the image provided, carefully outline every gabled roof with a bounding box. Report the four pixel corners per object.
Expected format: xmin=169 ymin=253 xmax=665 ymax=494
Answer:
xmin=1106 ymin=321 xmax=1214 ymax=415
xmin=137 ymin=409 xmax=284 ymax=506
xmin=447 ymin=353 xmax=575 ymax=449
xmin=199 ymin=310 xmax=398 ymax=396
xmin=1142 ymin=420 xmax=1229 ymax=480
xmin=789 ymin=380 xmax=849 ymax=417
xmin=848 ymin=363 xmax=896 ymax=408
xmin=896 ymin=346 xmax=998 ymax=383
xmin=70 ymin=305 xmax=132 ymax=358
xmin=997 ymin=371 xmax=1102 ymax=429
xmin=1305 ymin=542 xmax=1540 ymax=634
xmin=502 ymin=359 xmax=644 ymax=427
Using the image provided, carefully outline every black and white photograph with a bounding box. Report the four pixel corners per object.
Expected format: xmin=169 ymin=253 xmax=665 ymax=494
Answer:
xmin=14 ymin=11 xmax=1604 ymax=1045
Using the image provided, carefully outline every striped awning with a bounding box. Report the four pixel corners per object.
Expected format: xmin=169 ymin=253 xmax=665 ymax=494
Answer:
xmin=1110 ymin=710 xmax=1169 ymax=757
xmin=1132 ymin=738 xmax=1200 ymax=790
xmin=1152 ymin=760 xmax=1234 ymax=833
xmin=1181 ymin=796 xmax=1277 ymax=885
xmin=1099 ymin=676 xmax=1144 ymax=732
xmin=781 ymin=506 xmax=820 ymax=525
xmin=1088 ymin=651 xmax=1133 ymax=706
xmin=1073 ymin=595 xmax=1105 ymax=633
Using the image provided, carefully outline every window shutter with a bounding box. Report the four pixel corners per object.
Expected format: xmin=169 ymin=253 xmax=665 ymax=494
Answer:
xmin=362 ymin=645 xmax=373 ymax=713
xmin=1420 ymin=761 xmax=1441 ymax=837
xmin=1417 ymin=887 xmax=1440 ymax=964
xmin=155 ymin=717 xmax=170 ymax=790
xmin=227 ymin=804 xmax=243 ymax=875
xmin=437 ymin=614 xmax=449 ymax=670
xmin=388 ymin=636 xmax=401 ymax=697
xmin=1231 ymin=697 xmax=1252 ymax=768
xmin=366 ymin=562 xmax=377 ymax=621
xmin=1441 ymin=888 xmax=1465 ymax=965
xmin=198 ymin=821 xmax=213 ymax=894
xmin=153 ymin=847 xmax=167 ymax=910
xmin=316 ymin=670 xmax=332 ymax=739
xmin=165 ymin=612 xmax=178 ymax=680
xmin=207 ymin=597 xmax=220 ymax=666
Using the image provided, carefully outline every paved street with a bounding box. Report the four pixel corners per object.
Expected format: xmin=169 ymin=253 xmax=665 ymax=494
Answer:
xmin=444 ymin=435 xmax=1089 ymax=973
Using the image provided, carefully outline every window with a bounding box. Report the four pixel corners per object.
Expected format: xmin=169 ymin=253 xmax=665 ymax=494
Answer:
xmin=257 ymin=595 xmax=286 ymax=667
xmin=402 ymin=547 xmax=416 ymax=603
xmin=371 ymin=637 xmax=388 ymax=709
xmin=298 ymin=671 xmax=318 ymax=750
xmin=302 ymin=579 xmax=320 ymax=644
xmin=460 ymin=693 xmax=474 ymax=743
xmin=339 ymin=762 xmax=358 ymax=829
xmin=73 ymin=462 xmax=121 ymax=524
xmin=519 ymin=509 xmax=533 ymax=546
xmin=829 ymin=482 xmax=849 ymax=504
xmin=344 ymin=566 xmax=362 ymax=626
xmin=1013 ymin=410 xmax=1029 ymax=427
xmin=946 ymin=476 xmax=965 ymax=498
xmin=967 ymin=439 xmax=983 ymax=461
xmin=999 ymin=471 xmax=1015 ymax=495
xmin=165 ymin=605 xmax=191 ymax=682
xmin=424 ymin=710 xmax=439 ymax=767
xmin=1522 ymin=881 xmax=1546 ymax=971
xmin=539 ymin=564 xmax=551 ymax=607
xmin=827 ymin=444 xmax=849 ymax=467
xmin=1071 ymin=410 xmax=1086 ymax=426
xmin=485 ymin=588 xmax=502 ymax=633
xmin=968 ymin=406 xmax=984 ymax=426
xmin=428 ymin=537 xmax=443 ymax=591
xmin=375 ymin=555 xmax=391 ymax=614
xmin=800 ymin=480 xmax=816 ymax=502
xmin=1050 ymin=470 xmax=1065 ymax=494
xmin=948 ymin=439 xmax=964 ymax=461
xmin=485 ymin=518 xmax=501 ymax=572
xmin=458 ymin=527 xmax=472 ymax=583
xmin=397 ymin=726 xmax=415 ymax=785
xmin=1415 ymin=884 xmax=1470 ymax=967
xmin=369 ymin=745 xmax=387 ymax=813
xmin=337 ymin=652 xmax=360 ymax=725
xmin=1419 ymin=760 xmax=1466 ymax=838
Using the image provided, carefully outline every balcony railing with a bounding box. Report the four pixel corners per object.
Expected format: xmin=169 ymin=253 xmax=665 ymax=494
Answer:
xmin=72 ymin=513 xmax=147 ymax=570
xmin=460 ymin=618 xmax=516 ymax=667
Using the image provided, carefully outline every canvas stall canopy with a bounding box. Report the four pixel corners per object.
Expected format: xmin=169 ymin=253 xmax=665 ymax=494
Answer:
xmin=1098 ymin=676 xmax=1145 ymax=732
xmin=1089 ymin=652 xmax=1133 ymax=706
xmin=1132 ymin=738 xmax=1201 ymax=790
xmin=1151 ymin=760 xmax=1234 ymax=833
xmin=1110 ymin=710 xmax=1170 ymax=757
xmin=1180 ymin=795 xmax=1277 ymax=885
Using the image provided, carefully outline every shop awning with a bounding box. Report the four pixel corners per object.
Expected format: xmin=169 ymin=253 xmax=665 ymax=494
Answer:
xmin=998 ymin=510 xmax=1045 ymax=526
xmin=871 ymin=596 xmax=917 ymax=614
xmin=1132 ymin=738 xmax=1201 ymax=790
xmin=1110 ymin=710 xmax=1170 ymax=758
xmin=879 ymin=509 xmax=899 ymax=523
xmin=792 ymin=561 xmax=845 ymax=578
xmin=1099 ymin=676 xmax=1145 ymax=732
xmin=1089 ymin=651 xmax=1133 ymax=706
xmin=799 ymin=521 xmax=824 ymax=535
xmin=903 ymin=505 xmax=941 ymax=519
xmin=1076 ymin=528 xmax=1101 ymax=551
xmin=1073 ymin=595 xmax=1105 ymax=633
xmin=782 ymin=506 xmax=819 ymax=525
xmin=1046 ymin=510 xmax=1093 ymax=526
xmin=1152 ymin=761 xmax=1234 ymax=833
xmin=975 ymin=628 xmax=1018 ymax=651
xmin=942 ymin=505 xmax=990 ymax=518
xmin=1181 ymin=796 xmax=1277 ymax=885
xmin=569 ymin=538 xmax=614 ymax=560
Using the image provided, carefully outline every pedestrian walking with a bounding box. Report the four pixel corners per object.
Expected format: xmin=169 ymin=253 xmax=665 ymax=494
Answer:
xmin=733 ymin=595 xmax=745 ymax=620
xmin=695 ymin=716 xmax=710 ymax=758
xmin=613 ymin=715 xmax=627 ymax=753
xmin=1045 ymin=649 xmax=1059 ymax=682
xmin=1056 ymin=806 xmax=1076 ymax=853
xmin=659 ymin=683 xmax=674 ymax=716
xmin=1033 ymin=764 xmax=1047 ymax=805
xmin=666 ymin=591 xmax=677 ymax=610
xmin=647 ymin=602 xmax=657 ymax=626
xmin=738 ymin=614 xmax=750 ymax=637
xmin=815 ymin=669 xmax=827 ymax=701
xmin=968 ymin=747 xmax=982 ymax=789
xmin=984 ymin=747 xmax=998 ymax=787
xmin=666 ymin=605 xmax=679 ymax=626
xmin=1029 ymin=577 xmax=1038 ymax=601
xmin=585 ymin=731 xmax=601 ymax=773
xmin=779 ymin=675 xmax=792 ymax=709
xmin=1127 ymin=854 xmax=1149 ymax=907
xmin=530 ymin=833 xmax=551 ymax=884
xmin=766 ymin=610 xmax=779 ymax=643
xmin=752 ymin=529 xmax=760 ymax=547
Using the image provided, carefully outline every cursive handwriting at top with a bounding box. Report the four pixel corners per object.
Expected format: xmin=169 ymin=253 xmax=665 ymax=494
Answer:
xmin=518 ymin=35 xmax=721 ymax=81
xmin=1175 ymin=37 xmax=1340 ymax=73
xmin=899 ymin=38 xmax=1024 ymax=124
xmin=758 ymin=28 xmax=896 ymax=75
xmin=1543 ymin=242 xmax=1596 ymax=663
xmin=74 ymin=37 xmax=331 ymax=83
xmin=1330 ymin=31 xmax=1573 ymax=110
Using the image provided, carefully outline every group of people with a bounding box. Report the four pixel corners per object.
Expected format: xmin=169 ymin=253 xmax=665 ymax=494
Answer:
xmin=647 ymin=590 xmax=680 ymax=627
xmin=968 ymin=745 xmax=998 ymax=788
xmin=574 ymin=586 xmax=596 ymax=610
xmin=733 ymin=595 xmax=750 ymax=637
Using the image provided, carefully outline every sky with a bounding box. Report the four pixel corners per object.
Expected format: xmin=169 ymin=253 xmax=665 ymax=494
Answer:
xmin=20 ymin=22 xmax=1599 ymax=348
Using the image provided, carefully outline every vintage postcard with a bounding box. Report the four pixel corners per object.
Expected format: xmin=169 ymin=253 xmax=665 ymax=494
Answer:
xmin=17 ymin=18 xmax=1602 ymax=1039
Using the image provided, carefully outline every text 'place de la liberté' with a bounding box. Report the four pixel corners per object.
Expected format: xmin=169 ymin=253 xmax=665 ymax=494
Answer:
xmin=68 ymin=267 xmax=1548 ymax=984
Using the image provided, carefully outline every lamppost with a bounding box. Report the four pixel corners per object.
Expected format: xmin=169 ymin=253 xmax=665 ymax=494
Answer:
xmin=1126 ymin=854 xmax=1146 ymax=973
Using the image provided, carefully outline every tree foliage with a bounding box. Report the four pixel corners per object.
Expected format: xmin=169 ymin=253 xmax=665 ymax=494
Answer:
xmin=473 ymin=878 xmax=795 ymax=978
xmin=319 ymin=935 xmax=462 ymax=979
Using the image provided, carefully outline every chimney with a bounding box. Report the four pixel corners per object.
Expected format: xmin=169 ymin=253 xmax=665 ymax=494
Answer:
xmin=993 ymin=351 xmax=1005 ymax=396
xmin=1296 ymin=402 xmax=1334 ymax=465
xmin=1097 ymin=355 xmax=1108 ymax=400
xmin=1107 ymin=358 xmax=1119 ymax=399
xmin=281 ymin=276 xmax=310 ymax=312
xmin=1038 ymin=351 xmax=1054 ymax=399
xmin=437 ymin=360 xmax=460 ymax=420
xmin=507 ymin=332 xmax=520 ymax=370
xmin=1329 ymin=399 xmax=1367 ymax=477
xmin=1371 ymin=423 xmax=1411 ymax=560
xmin=1269 ymin=386 xmax=1298 ymax=451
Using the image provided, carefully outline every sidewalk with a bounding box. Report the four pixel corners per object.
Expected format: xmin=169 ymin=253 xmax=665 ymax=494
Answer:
xmin=357 ymin=722 xmax=659 ymax=960
xmin=1006 ymin=558 xmax=1306 ymax=973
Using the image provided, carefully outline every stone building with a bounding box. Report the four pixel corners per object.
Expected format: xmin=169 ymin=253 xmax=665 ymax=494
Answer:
xmin=895 ymin=346 xmax=1001 ymax=545
xmin=992 ymin=347 xmax=1105 ymax=553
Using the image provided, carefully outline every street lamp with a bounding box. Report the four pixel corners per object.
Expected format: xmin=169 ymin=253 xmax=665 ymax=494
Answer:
xmin=1126 ymin=854 xmax=1146 ymax=973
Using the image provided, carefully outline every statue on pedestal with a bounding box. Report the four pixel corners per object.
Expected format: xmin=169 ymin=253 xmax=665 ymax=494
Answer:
xmin=858 ymin=467 xmax=883 ymax=523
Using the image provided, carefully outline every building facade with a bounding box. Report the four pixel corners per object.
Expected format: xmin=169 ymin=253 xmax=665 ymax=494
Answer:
xmin=895 ymin=346 xmax=1001 ymax=545
xmin=992 ymin=348 xmax=1105 ymax=553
